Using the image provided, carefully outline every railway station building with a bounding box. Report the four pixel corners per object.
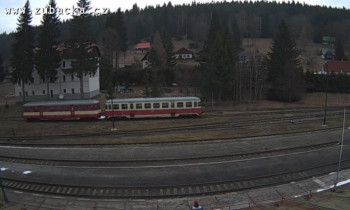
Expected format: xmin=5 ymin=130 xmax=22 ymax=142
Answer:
xmin=14 ymin=43 xmax=101 ymax=102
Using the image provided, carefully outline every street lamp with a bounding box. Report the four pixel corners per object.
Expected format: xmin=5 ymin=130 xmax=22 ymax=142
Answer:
xmin=323 ymin=62 xmax=329 ymax=126
xmin=0 ymin=177 xmax=9 ymax=203
xmin=111 ymin=96 xmax=117 ymax=131
xmin=334 ymin=108 xmax=346 ymax=189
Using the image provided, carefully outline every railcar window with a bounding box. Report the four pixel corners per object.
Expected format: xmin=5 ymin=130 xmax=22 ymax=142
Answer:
xmin=171 ymin=102 xmax=175 ymax=108
xmin=84 ymin=105 xmax=89 ymax=111
xmin=136 ymin=103 xmax=142 ymax=109
xmin=113 ymin=104 xmax=119 ymax=110
xmin=76 ymin=106 xmax=81 ymax=111
xmin=153 ymin=103 xmax=160 ymax=109
xmin=177 ymin=102 xmax=183 ymax=108
xmin=122 ymin=104 xmax=128 ymax=110
xmin=186 ymin=102 xmax=193 ymax=108
xmin=145 ymin=103 xmax=151 ymax=109
xmin=130 ymin=104 xmax=134 ymax=109
xmin=162 ymin=102 xmax=169 ymax=108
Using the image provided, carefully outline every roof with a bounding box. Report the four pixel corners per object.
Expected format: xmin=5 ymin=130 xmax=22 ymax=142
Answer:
xmin=23 ymin=100 xmax=100 ymax=107
xmin=175 ymin=47 xmax=194 ymax=55
xmin=323 ymin=61 xmax=350 ymax=73
xmin=106 ymin=97 xmax=201 ymax=104
xmin=135 ymin=42 xmax=151 ymax=49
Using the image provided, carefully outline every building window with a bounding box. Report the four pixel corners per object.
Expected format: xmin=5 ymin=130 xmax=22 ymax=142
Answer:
xmin=32 ymin=91 xmax=35 ymax=96
xmin=19 ymin=92 xmax=22 ymax=96
xmin=50 ymin=90 xmax=53 ymax=98
xmin=71 ymin=89 xmax=75 ymax=94
xmin=42 ymin=90 xmax=45 ymax=95
xmin=63 ymin=89 xmax=66 ymax=94
xmin=25 ymin=91 xmax=28 ymax=96
xmin=62 ymin=61 xmax=66 ymax=68
xmin=63 ymin=75 xmax=66 ymax=82
xmin=71 ymin=74 xmax=74 ymax=81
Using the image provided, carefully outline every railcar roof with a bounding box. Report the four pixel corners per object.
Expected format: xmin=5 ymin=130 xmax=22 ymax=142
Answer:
xmin=23 ymin=100 xmax=100 ymax=107
xmin=106 ymin=97 xmax=200 ymax=103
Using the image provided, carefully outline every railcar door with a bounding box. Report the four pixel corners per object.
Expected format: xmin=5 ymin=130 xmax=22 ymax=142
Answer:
xmin=71 ymin=105 xmax=75 ymax=118
xmin=38 ymin=106 xmax=44 ymax=119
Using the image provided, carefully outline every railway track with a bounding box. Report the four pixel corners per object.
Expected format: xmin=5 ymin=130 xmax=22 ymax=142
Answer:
xmin=0 ymin=141 xmax=340 ymax=166
xmin=2 ymin=160 xmax=349 ymax=198
xmin=0 ymin=109 xmax=347 ymax=144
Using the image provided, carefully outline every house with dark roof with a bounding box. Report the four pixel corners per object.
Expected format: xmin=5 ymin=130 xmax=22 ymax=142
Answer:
xmin=175 ymin=47 xmax=194 ymax=60
xmin=322 ymin=61 xmax=350 ymax=74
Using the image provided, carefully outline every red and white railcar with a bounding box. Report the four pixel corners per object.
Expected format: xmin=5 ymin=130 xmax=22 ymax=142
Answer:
xmin=105 ymin=97 xmax=202 ymax=119
xmin=23 ymin=100 xmax=101 ymax=120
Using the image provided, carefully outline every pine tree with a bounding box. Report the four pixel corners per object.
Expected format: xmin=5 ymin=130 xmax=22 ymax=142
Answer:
xmin=202 ymin=31 xmax=237 ymax=102
xmin=266 ymin=20 xmax=305 ymax=102
xmin=204 ymin=11 xmax=221 ymax=54
xmin=335 ymin=39 xmax=347 ymax=61
xmin=70 ymin=0 xmax=92 ymax=43
xmin=11 ymin=0 xmax=34 ymax=103
xmin=36 ymin=0 xmax=61 ymax=99
xmin=105 ymin=8 xmax=128 ymax=68
xmin=150 ymin=31 xmax=167 ymax=67
xmin=161 ymin=29 xmax=176 ymax=67
xmin=69 ymin=0 xmax=97 ymax=99
xmin=115 ymin=9 xmax=127 ymax=53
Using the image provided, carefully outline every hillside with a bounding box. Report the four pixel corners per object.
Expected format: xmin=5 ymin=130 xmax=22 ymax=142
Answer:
xmin=1 ymin=1 xmax=350 ymax=64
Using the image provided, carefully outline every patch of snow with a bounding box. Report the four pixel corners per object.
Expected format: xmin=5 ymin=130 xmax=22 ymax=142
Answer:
xmin=22 ymin=171 xmax=32 ymax=174
xmin=0 ymin=167 xmax=8 ymax=172
xmin=336 ymin=179 xmax=350 ymax=187
xmin=316 ymin=188 xmax=327 ymax=193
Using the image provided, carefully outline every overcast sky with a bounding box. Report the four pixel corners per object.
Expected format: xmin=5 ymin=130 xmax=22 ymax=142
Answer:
xmin=0 ymin=0 xmax=349 ymax=34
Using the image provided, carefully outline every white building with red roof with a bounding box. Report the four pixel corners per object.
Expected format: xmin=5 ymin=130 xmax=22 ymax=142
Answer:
xmin=135 ymin=42 xmax=151 ymax=54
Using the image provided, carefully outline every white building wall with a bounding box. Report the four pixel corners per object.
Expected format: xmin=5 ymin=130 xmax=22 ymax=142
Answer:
xmin=14 ymin=58 xmax=100 ymax=101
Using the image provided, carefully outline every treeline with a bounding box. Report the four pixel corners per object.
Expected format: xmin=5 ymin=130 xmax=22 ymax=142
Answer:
xmin=123 ymin=1 xmax=350 ymax=46
xmin=1 ymin=0 xmax=350 ymax=61
xmin=305 ymin=72 xmax=350 ymax=93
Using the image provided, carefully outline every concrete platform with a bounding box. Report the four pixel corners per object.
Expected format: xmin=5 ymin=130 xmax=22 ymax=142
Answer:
xmin=1 ymin=169 xmax=350 ymax=210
